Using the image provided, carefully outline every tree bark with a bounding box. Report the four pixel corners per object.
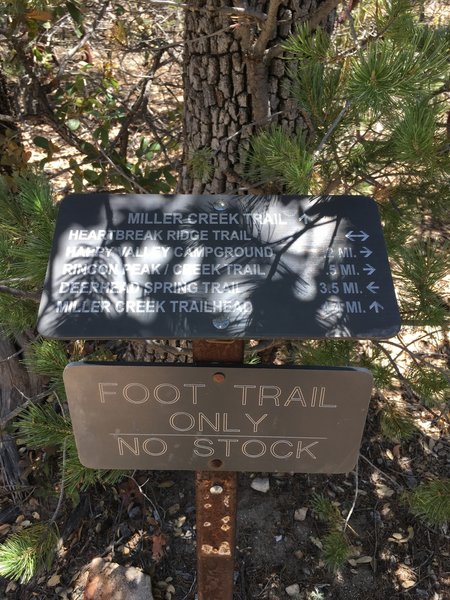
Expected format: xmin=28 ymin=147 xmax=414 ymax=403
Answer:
xmin=0 ymin=335 xmax=41 ymax=500
xmin=0 ymin=69 xmax=26 ymax=177
xmin=179 ymin=0 xmax=336 ymax=194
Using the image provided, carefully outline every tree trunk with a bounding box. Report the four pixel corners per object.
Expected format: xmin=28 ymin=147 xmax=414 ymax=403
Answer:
xmin=0 ymin=337 xmax=37 ymax=500
xmin=179 ymin=0 xmax=337 ymax=194
xmin=0 ymin=69 xmax=27 ymax=177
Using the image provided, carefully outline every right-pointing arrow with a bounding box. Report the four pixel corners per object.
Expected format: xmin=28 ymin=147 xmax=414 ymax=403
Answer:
xmin=369 ymin=301 xmax=384 ymax=313
xmin=362 ymin=263 xmax=376 ymax=275
xmin=359 ymin=247 xmax=372 ymax=258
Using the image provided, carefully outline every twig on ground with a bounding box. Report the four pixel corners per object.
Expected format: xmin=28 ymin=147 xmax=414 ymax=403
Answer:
xmin=246 ymin=339 xmax=282 ymax=354
xmin=0 ymin=399 xmax=32 ymax=430
xmin=50 ymin=438 xmax=67 ymax=524
xmin=359 ymin=453 xmax=403 ymax=490
xmin=344 ymin=461 xmax=359 ymax=532
xmin=125 ymin=474 xmax=165 ymax=523
xmin=145 ymin=340 xmax=192 ymax=357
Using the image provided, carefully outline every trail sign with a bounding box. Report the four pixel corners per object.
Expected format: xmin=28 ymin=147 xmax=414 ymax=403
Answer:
xmin=38 ymin=193 xmax=400 ymax=340
xmin=63 ymin=362 xmax=373 ymax=474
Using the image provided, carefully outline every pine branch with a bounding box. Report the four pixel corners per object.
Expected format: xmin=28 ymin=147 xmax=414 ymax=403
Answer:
xmin=314 ymin=100 xmax=351 ymax=158
xmin=252 ymin=0 xmax=283 ymax=57
xmin=0 ymin=286 xmax=40 ymax=302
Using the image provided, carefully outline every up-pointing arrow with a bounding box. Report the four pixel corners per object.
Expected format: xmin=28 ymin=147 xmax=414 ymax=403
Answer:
xmin=362 ymin=264 xmax=376 ymax=275
xmin=369 ymin=301 xmax=384 ymax=313
xmin=366 ymin=282 xmax=380 ymax=293
xmin=359 ymin=247 xmax=372 ymax=257
xmin=345 ymin=230 xmax=369 ymax=242
xmin=299 ymin=213 xmax=312 ymax=224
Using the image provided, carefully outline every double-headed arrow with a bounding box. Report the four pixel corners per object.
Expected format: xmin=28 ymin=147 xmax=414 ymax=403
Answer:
xmin=362 ymin=264 xmax=376 ymax=275
xmin=346 ymin=230 xmax=369 ymax=242
xmin=369 ymin=301 xmax=384 ymax=313
xmin=366 ymin=281 xmax=380 ymax=293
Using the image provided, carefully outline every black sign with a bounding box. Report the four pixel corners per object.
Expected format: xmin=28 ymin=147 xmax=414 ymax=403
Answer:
xmin=64 ymin=363 xmax=373 ymax=473
xmin=38 ymin=194 xmax=400 ymax=339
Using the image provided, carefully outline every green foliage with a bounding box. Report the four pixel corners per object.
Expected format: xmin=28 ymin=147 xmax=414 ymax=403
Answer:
xmin=64 ymin=436 xmax=125 ymax=497
xmin=0 ymin=173 xmax=56 ymax=337
xmin=390 ymin=99 xmax=439 ymax=164
xmin=311 ymin=493 xmax=342 ymax=524
xmin=405 ymin=479 xmax=450 ymax=526
xmin=310 ymin=493 xmax=351 ymax=570
xmin=393 ymin=240 xmax=449 ymax=326
xmin=406 ymin=365 xmax=449 ymax=407
xmin=24 ymin=340 xmax=69 ymax=398
xmin=15 ymin=402 xmax=124 ymax=498
xmin=245 ymin=126 xmax=313 ymax=193
xmin=16 ymin=401 xmax=71 ymax=448
xmin=293 ymin=340 xmax=357 ymax=367
xmin=0 ymin=523 xmax=58 ymax=583
xmin=347 ymin=29 xmax=447 ymax=114
xmin=322 ymin=529 xmax=351 ymax=571
xmin=187 ymin=147 xmax=214 ymax=183
xmin=380 ymin=399 xmax=416 ymax=441
xmin=0 ymin=295 xmax=38 ymax=337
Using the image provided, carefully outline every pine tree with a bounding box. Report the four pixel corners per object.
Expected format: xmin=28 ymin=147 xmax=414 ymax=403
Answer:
xmin=246 ymin=0 xmax=449 ymax=444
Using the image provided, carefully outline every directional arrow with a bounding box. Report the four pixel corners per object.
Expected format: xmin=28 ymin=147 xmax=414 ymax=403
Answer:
xmin=362 ymin=264 xmax=376 ymax=276
xmin=359 ymin=247 xmax=372 ymax=258
xmin=369 ymin=301 xmax=384 ymax=313
xmin=299 ymin=213 xmax=312 ymax=224
xmin=345 ymin=230 xmax=369 ymax=242
xmin=366 ymin=282 xmax=380 ymax=293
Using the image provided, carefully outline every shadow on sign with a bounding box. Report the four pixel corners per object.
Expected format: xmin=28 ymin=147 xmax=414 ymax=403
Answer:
xmin=38 ymin=194 xmax=400 ymax=340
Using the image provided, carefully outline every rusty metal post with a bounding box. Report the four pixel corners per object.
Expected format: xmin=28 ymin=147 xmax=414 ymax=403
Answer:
xmin=193 ymin=340 xmax=244 ymax=600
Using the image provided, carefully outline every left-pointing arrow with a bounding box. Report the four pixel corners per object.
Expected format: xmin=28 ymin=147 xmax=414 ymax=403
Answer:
xmin=366 ymin=282 xmax=380 ymax=293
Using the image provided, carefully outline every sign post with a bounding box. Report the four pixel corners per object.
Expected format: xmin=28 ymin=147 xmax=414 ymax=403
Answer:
xmin=40 ymin=193 xmax=400 ymax=600
xmin=192 ymin=340 xmax=243 ymax=600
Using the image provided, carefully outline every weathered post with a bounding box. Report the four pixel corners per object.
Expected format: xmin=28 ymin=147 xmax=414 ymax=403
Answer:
xmin=193 ymin=340 xmax=243 ymax=599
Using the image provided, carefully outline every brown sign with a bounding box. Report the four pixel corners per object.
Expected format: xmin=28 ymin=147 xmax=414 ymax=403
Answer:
xmin=64 ymin=363 xmax=373 ymax=474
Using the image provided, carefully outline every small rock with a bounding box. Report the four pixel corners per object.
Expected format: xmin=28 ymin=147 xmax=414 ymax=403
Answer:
xmin=47 ymin=575 xmax=61 ymax=587
xmin=294 ymin=550 xmax=304 ymax=559
xmin=167 ymin=504 xmax=180 ymax=516
xmin=285 ymin=583 xmax=300 ymax=596
xmin=294 ymin=507 xmax=308 ymax=521
xmin=127 ymin=503 xmax=142 ymax=520
xmin=83 ymin=557 xmax=154 ymax=600
xmin=251 ymin=477 xmax=270 ymax=493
